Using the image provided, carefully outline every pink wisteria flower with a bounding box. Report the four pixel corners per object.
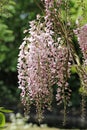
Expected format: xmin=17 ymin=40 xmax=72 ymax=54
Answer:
xmin=18 ymin=0 xmax=87 ymax=124
xmin=75 ymin=24 xmax=87 ymax=65
xmin=18 ymin=16 xmax=71 ymax=120
xmin=74 ymin=24 xmax=87 ymax=95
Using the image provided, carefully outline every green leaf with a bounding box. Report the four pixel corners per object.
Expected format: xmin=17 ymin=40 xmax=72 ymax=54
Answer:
xmin=0 ymin=21 xmax=15 ymax=42
xmin=0 ymin=108 xmax=13 ymax=113
xmin=71 ymin=66 xmax=77 ymax=73
xmin=0 ymin=112 xmax=5 ymax=127
xmin=0 ymin=45 xmax=9 ymax=52
xmin=0 ymin=0 xmax=16 ymax=18
xmin=0 ymin=107 xmax=4 ymax=109
xmin=79 ymin=87 xmax=87 ymax=95
xmin=0 ymin=53 xmax=6 ymax=63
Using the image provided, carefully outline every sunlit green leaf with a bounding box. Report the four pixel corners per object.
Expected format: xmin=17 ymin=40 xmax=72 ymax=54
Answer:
xmin=0 ymin=107 xmax=13 ymax=113
xmin=71 ymin=66 xmax=77 ymax=73
xmin=0 ymin=112 xmax=5 ymax=127
xmin=0 ymin=109 xmax=13 ymax=113
xmin=0 ymin=0 xmax=16 ymax=17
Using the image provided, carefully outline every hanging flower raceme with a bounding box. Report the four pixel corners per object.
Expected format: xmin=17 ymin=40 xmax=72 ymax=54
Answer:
xmin=17 ymin=16 xmax=72 ymax=121
xmin=56 ymin=46 xmax=71 ymax=105
xmin=75 ymin=24 xmax=87 ymax=65
xmin=17 ymin=0 xmax=87 ymax=126
xmin=18 ymin=19 xmax=56 ymax=119
xmin=74 ymin=24 xmax=87 ymax=94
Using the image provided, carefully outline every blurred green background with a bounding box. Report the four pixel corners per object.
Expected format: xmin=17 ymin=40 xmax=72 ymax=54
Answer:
xmin=0 ymin=0 xmax=87 ymax=129
xmin=0 ymin=0 xmax=41 ymax=112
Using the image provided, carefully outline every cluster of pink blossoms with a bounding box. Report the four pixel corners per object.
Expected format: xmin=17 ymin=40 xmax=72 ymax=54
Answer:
xmin=74 ymin=24 xmax=87 ymax=92
xmin=17 ymin=0 xmax=87 ymax=123
xmin=18 ymin=16 xmax=71 ymax=117
xmin=17 ymin=0 xmax=74 ymax=121
xmin=75 ymin=24 xmax=87 ymax=65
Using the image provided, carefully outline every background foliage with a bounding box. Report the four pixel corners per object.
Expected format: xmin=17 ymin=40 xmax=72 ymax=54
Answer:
xmin=0 ymin=0 xmax=41 ymax=111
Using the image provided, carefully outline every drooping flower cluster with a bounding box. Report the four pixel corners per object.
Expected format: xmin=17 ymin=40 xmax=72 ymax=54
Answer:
xmin=74 ymin=24 xmax=87 ymax=94
xmin=75 ymin=24 xmax=87 ymax=65
xmin=18 ymin=15 xmax=71 ymax=120
xmin=42 ymin=0 xmax=63 ymax=29
xmin=74 ymin=24 xmax=87 ymax=120
xmin=18 ymin=0 xmax=87 ymax=124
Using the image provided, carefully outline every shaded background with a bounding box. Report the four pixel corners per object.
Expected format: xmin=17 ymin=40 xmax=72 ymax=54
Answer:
xmin=0 ymin=0 xmax=41 ymax=112
xmin=0 ymin=0 xmax=87 ymax=128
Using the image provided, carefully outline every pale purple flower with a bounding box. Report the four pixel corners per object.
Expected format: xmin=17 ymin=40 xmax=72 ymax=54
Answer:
xmin=75 ymin=24 xmax=87 ymax=65
xmin=18 ymin=18 xmax=71 ymax=115
xmin=17 ymin=0 xmax=87 ymax=123
xmin=74 ymin=24 xmax=87 ymax=93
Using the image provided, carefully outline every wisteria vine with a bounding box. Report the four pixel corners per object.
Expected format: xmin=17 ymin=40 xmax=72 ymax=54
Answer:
xmin=17 ymin=0 xmax=87 ymax=125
